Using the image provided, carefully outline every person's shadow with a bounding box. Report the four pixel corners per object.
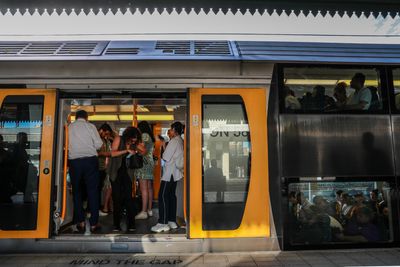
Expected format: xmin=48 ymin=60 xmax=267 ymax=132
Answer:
xmin=362 ymin=132 xmax=393 ymax=175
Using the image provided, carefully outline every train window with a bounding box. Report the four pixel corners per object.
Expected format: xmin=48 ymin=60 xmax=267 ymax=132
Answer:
xmin=393 ymin=69 xmax=400 ymax=110
xmin=202 ymin=95 xmax=250 ymax=230
xmin=0 ymin=96 xmax=44 ymax=230
xmin=282 ymin=66 xmax=383 ymax=113
xmin=287 ymin=179 xmax=393 ymax=245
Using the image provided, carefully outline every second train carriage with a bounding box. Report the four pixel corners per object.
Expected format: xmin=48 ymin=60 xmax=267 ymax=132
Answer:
xmin=0 ymin=41 xmax=399 ymax=252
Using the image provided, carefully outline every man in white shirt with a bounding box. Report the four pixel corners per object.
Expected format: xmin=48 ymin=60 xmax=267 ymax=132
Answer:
xmin=68 ymin=110 xmax=103 ymax=233
xmin=347 ymin=73 xmax=371 ymax=110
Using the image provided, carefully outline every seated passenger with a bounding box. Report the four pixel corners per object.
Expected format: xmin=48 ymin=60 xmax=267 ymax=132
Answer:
xmin=367 ymin=86 xmax=380 ymax=110
xmin=341 ymin=207 xmax=380 ymax=242
xmin=294 ymin=205 xmax=331 ymax=244
xmin=301 ymin=85 xmax=334 ymax=111
xmin=334 ymin=82 xmax=348 ymax=109
xmin=346 ymin=73 xmax=371 ymax=110
xmin=284 ymin=86 xmax=301 ymax=110
xmin=395 ymin=93 xmax=400 ymax=110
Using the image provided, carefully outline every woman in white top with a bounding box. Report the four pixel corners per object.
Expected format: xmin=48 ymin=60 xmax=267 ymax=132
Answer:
xmin=151 ymin=122 xmax=184 ymax=233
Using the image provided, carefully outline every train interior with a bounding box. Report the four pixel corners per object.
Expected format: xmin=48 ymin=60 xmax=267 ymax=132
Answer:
xmin=56 ymin=96 xmax=187 ymax=236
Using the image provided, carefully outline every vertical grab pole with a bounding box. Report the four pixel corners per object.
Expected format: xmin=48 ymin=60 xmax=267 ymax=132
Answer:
xmin=61 ymin=123 xmax=69 ymax=221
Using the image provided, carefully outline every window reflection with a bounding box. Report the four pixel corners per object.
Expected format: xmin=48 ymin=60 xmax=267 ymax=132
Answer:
xmin=202 ymin=95 xmax=251 ymax=230
xmin=288 ymin=180 xmax=392 ymax=245
xmin=0 ymin=96 xmax=43 ymax=230
xmin=282 ymin=67 xmax=383 ymax=113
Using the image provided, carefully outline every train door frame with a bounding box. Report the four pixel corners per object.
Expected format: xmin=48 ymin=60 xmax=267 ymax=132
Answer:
xmin=188 ymin=88 xmax=270 ymax=238
xmin=0 ymin=88 xmax=57 ymax=239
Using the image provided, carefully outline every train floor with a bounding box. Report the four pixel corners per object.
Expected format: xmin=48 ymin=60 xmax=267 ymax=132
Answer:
xmin=1 ymin=248 xmax=400 ymax=266
xmin=59 ymin=204 xmax=186 ymax=236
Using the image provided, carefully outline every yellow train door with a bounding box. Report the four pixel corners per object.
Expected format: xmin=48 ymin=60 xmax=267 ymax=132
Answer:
xmin=0 ymin=89 xmax=56 ymax=238
xmin=189 ymin=88 xmax=270 ymax=238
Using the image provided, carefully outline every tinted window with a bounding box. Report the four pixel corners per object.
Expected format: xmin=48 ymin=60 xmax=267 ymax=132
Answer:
xmin=287 ymin=179 xmax=393 ymax=245
xmin=0 ymin=96 xmax=43 ymax=230
xmin=393 ymin=69 xmax=400 ymax=110
xmin=202 ymin=95 xmax=250 ymax=230
xmin=282 ymin=67 xmax=383 ymax=113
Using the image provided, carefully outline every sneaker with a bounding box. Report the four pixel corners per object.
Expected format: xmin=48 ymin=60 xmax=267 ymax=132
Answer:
xmin=135 ymin=211 xmax=148 ymax=220
xmin=168 ymin=221 xmax=178 ymax=229
xmin=99 ymin=210 xmax=108 ymax=217
xmin=112 ymin=226 xmax=122 ymax=232
xmin=90 ymin=224 xmax=101 ymax=234
xmin=151 ymin=223 xmax=170 ymax=233
xmin=147 ymin=210 xmax=153 ymax=217
xmin=127 ymin=225 xmax=136 ymax=232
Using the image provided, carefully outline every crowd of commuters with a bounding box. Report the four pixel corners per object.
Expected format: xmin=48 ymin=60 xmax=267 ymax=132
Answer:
xmin=284 ymin=73 xmax=381 ymax=112
xmin=67 ymin=109 xmax=184 ymax=234
xmin=288 ymin=188 xmax=390 ymax=244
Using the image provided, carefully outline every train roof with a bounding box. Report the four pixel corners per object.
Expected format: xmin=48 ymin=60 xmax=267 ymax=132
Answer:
xmin=1 ymin=41 xmax=400 ymax=64
xmin=0 ymin=0 xmax=399 ymax=18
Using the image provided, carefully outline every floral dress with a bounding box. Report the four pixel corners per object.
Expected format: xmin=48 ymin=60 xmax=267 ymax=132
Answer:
xmin=134 ymin=133 xmax=154 ymax=180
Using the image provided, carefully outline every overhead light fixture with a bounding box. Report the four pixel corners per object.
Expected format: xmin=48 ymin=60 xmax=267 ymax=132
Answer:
xmin=285 ymin=79 xmax=379 ymax=86
xmin=136 ymin=105 xmax=150 ymax=112
xmin=119 ymin=114 xmax=174 ymax=121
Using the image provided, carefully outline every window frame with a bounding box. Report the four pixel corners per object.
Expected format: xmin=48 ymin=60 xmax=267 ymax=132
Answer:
xmin=277 ymin=63 xmax=390 ymax=115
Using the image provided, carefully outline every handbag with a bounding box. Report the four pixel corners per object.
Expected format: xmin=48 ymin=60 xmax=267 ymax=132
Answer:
xmin=126 ymin=153 xmax=143 ymax=169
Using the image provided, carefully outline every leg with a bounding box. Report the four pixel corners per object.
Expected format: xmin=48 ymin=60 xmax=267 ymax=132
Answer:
xmin=122 ymin=174 xmax=136 ymax=229
xmin=84 ymin=157 xmax=100 ymax=226
xmin=148 ymin=180 xmax=153 ymax=211
xmin=69 ymin=159 xmax=85 ymax=225
xmin=103 ymin=186 xmax=112 ymax=212
xmin=98 ymin=170 xmax=107 ymax=208
xmin=139 ymin=179 xmax=148 ymax=212
xmin=111 ymin=178 xmax=122 ymax=228
xmin=158 ymin=181 xmax=168 ymax=224
xmin=167 ymin=179 xmax=178 ymax=223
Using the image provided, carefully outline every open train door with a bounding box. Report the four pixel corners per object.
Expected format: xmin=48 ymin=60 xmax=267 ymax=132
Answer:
xmin=0 ymin=89 xmax=56 ymax=238
xmin=189 ymin=88 xmax=270 ymax=238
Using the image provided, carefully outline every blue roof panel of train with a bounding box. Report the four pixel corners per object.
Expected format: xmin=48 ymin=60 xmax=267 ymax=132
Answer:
xmin=1 ymin=40 xmax=400 ymax=64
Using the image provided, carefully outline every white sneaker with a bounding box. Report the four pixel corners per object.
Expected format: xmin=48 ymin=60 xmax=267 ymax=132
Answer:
xmin=99 ymin=210 xmax=108 ymax=217
xmin=147 ymin=210 xmax=153 ymax=217
xmin=168 ymin=221 xmax=178 ymax=229
xmin=135 ymin=211 xmax=148 ymax=220
xmin=151 ymin=223 xmax=170 ymax=233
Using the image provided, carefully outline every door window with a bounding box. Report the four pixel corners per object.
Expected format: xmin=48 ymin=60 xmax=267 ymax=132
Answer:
xmin=0 ymin=96 xmax=44 ymax=230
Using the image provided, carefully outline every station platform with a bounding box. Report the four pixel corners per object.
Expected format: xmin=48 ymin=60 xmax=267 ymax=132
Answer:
xmin=0 ymin=248 xmax=399 ymax=267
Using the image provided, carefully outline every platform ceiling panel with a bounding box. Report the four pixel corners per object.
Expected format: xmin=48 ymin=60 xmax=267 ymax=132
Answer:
xmin=0 ymin=0 xmax=399 ymax=18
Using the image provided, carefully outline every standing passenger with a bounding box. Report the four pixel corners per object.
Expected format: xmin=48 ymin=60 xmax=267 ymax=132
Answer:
xmin=97 ymin=123 xmax=114 ymax=215
xmin=135 ymin=121 xmax=155 ymax=220
xmin=151 ymin=122 xmax=184 ymax=233
xmin=108 ymin=127 xmax=146 ymax=232
xmin=68 ymin=110 xmax=103 ymax=233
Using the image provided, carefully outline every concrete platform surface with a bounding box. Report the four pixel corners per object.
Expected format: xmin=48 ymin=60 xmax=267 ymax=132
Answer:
xmin=0 ymin=248 xmax=400 ymax=267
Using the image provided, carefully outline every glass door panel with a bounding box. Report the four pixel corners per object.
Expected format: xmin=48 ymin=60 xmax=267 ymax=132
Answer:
xmin=0 ymin=89 xmax=56 ymax=238
xmin=189 ymin=88 xmax=270 ymax=238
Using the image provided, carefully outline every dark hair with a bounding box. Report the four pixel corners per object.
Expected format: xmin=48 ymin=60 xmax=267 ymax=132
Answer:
xmin=336 ymin=190 xmax=343 ymax=196
xmin=171 ymin=121 xmax=184 ymax=135
xmin=138 ymin=121 xmax=155 ymax=142
xmin=122 ymin=126 xmax=142 ymax=143
xmin=99 ymin=123 xmax=113 ymax=133
xmin=289 ymin=191 xmax=296 ymax=199
xmin=353 ymin=72 xmax=366 ymax=85
xmin=0 ymin=134 xmax=3 ymax=142
xmin=76 ymin=110 xmax=88 ymax=120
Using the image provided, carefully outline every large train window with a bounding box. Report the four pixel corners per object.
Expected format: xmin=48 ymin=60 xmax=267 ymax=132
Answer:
xmin=393 ymin=69 xmax=400 ymax=110
xmin=281 ymin=66 xmax=385 ymax=113
xmin=286 ymin=178 xmax=394 ymax=246
xmin=201 ymin=95 xmax=250 ymax=230
xmin=0 ymin=96 xmax=44 ymax=230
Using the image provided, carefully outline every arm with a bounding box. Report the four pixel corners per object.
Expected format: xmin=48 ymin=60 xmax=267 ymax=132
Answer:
xmin=162 ymin=138 xmax=176 ymax=162
xmin=110 ymin=135 xmax=128 ymax=157
xmin=90 ymin=124 xmax=103 ymax=150
xmin=135 ymin=142 xmax=147 ymax=155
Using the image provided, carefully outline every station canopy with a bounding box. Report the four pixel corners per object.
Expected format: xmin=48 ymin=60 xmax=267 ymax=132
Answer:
xmin=0 ymin=0 xmax=399 ymax=18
